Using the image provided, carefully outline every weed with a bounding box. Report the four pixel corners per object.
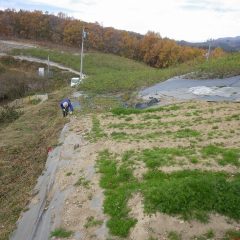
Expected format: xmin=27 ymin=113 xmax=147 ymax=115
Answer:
xmin=148 ymin=237 xmax=158 ymax=240
xmin=168 ymin=231 xmax=182 ymax=240
xmin=111 ymin=131 xmax=129 ymax=140
xmin=205 ymin=229 xmax=215 ymax=238
xmin=122 ymin=150 xmax=135 ymax=162
xmin=175 ymin=129 xmax=201 ymax=138
xmin=74 ymin=176 xmax=90 ymax=188
xmin=125 ymin=117 xmax=133 ymax=121
xmin=192 ymin=229 xmax=215 ymax=240
xmin=88 ymin=193 xmax=93 ymax=200
xmin=29 ymin=98 xmax=41 ymax=105
xmin=225 ymin=114 xmax=240 ymax=121
xmin=50 ymin=228 xmax=73 ymax=238
xmin=88 ymin=116 xmax=106 ymax=141
xmin=143 ymin=114 xmax=161 ymax=120
xmin=66 ymin=172 xmax=72 ymax=176
xmin=202 ymin=145 xmax=240 ymax=166
xmin=84 ymin=216 xmax=103 ymax=228
xmin=224 ymin=229 xmax=240 ymax=240
xmin=140 ymin=147 xmax=194 ymax=168
xmin=0 ymin=105 xmax=23 ymax=124
xmin=190 ymin=157 xmax=199 ymax=164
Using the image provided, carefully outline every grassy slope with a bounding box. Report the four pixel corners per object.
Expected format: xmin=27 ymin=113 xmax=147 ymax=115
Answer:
xmin=0 ymin=88 xmax=70 ymax=240
xmin=195 ymin=53 xmax=240 ymax=78
xmin=11 ymin=48 xmax=195 ymax=93
xmin=11 ymin=48 xmax=240 ymax=94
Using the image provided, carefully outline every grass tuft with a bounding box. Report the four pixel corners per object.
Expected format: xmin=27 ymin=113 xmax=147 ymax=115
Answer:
xmin=88 ymin=116 xmax=106 ymax=141
xmin=50 ymin=228 xmax=73 ymax=238
xmin=84 ymin=216 xmax=103 ymax=229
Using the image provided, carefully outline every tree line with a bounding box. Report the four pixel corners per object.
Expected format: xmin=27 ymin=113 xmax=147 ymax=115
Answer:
xmin=0 ymin=9 xmax=225 ymax=68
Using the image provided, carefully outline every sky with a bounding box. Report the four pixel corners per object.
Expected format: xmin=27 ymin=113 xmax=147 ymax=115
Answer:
xmin=0 ymin=0 xmax=240 ymax=42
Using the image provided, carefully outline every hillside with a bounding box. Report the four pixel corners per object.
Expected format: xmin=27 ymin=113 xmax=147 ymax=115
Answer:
xmin=1 ymin=43 xmax=240 ymax=240
xmin=11 ymin=47 xmax=240 ymax=94
xmin=179 ymin=36 xmax=240 ymax=52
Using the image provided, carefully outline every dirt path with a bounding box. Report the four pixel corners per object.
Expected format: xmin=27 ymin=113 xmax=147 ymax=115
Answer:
xmin=0 ymin=40 xmax=80 ymax=75
xmin=0 ymin=40 xmax=36 ymax=52
xmin=14 ymin=55 xmax=80 ymax=75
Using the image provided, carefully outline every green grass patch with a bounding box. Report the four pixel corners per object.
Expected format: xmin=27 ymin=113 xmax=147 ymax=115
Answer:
xmin=111 ymin=131 xmax=129 ymax=140
xmin=137 ymin=145 xmax=239 ymax=168
xmin=88 ymin=116 xmax=106 ymax=141
xmin=141 ymin=147 xmax=194 ymax=168
xmin=225 ymin=114 xmax=240 ymax=121
xmin=168 ymin=231 xmax=182 ymax=240
xmin=202 ymin=145 xmax=240 ymax=166
xmin=111 ymin=105 xmax=181 ymax=116
xmin=194 ymin=53 xmax=240 ymax=78
xmin=97 ymin=149 xmax=240 ymax=237
xmin=96 ymin=150 xmax=137 ymax=237
xmin=50 ymin=228 xmax=73 ymax=238
xmin=175 ymin=129 xmax=201 ymax=138
xmin=141 ymin=170 xmax=240 ymax=221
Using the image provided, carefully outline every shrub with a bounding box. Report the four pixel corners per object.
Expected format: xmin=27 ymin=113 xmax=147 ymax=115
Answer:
xmin=0 ymin=105 xmax=23 ymax=124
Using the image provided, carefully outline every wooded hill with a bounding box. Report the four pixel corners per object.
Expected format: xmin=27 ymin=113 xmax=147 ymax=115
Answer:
xmin=0 ymin=9 xmax=225 ymax=68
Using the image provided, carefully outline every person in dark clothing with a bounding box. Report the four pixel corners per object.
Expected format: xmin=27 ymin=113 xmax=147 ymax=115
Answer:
xmin=60 ymin=98 xmax=73 ymax=117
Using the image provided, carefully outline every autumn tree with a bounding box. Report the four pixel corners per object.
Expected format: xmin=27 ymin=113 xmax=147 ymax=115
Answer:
xmin=0 ymin=9 xmax=210 ymax=69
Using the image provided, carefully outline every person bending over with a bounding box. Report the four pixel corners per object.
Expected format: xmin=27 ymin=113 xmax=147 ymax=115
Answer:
xmin=60 ymin=98 xmax=73 ymax=117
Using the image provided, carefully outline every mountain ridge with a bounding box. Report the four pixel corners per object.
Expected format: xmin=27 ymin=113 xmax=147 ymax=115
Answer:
xmin=178 ymin=36 xmax=240 ymax=52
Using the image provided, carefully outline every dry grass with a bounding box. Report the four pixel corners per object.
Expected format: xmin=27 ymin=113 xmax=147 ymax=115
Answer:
xmin=0 ymin=89 xmax=70 ymax=240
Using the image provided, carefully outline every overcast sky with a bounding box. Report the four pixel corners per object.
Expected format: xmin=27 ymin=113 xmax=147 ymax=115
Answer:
xmin=1 ymin=0 xmax=240 ymax=42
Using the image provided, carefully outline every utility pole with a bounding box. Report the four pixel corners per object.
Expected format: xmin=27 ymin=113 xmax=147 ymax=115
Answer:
xmin=80 ymin=27 xmax=85 ymax=80
xmin=206 ymin=39 xmax=211 ymax=61
xmin=47 ymin=55 xmax=50 ymax=77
